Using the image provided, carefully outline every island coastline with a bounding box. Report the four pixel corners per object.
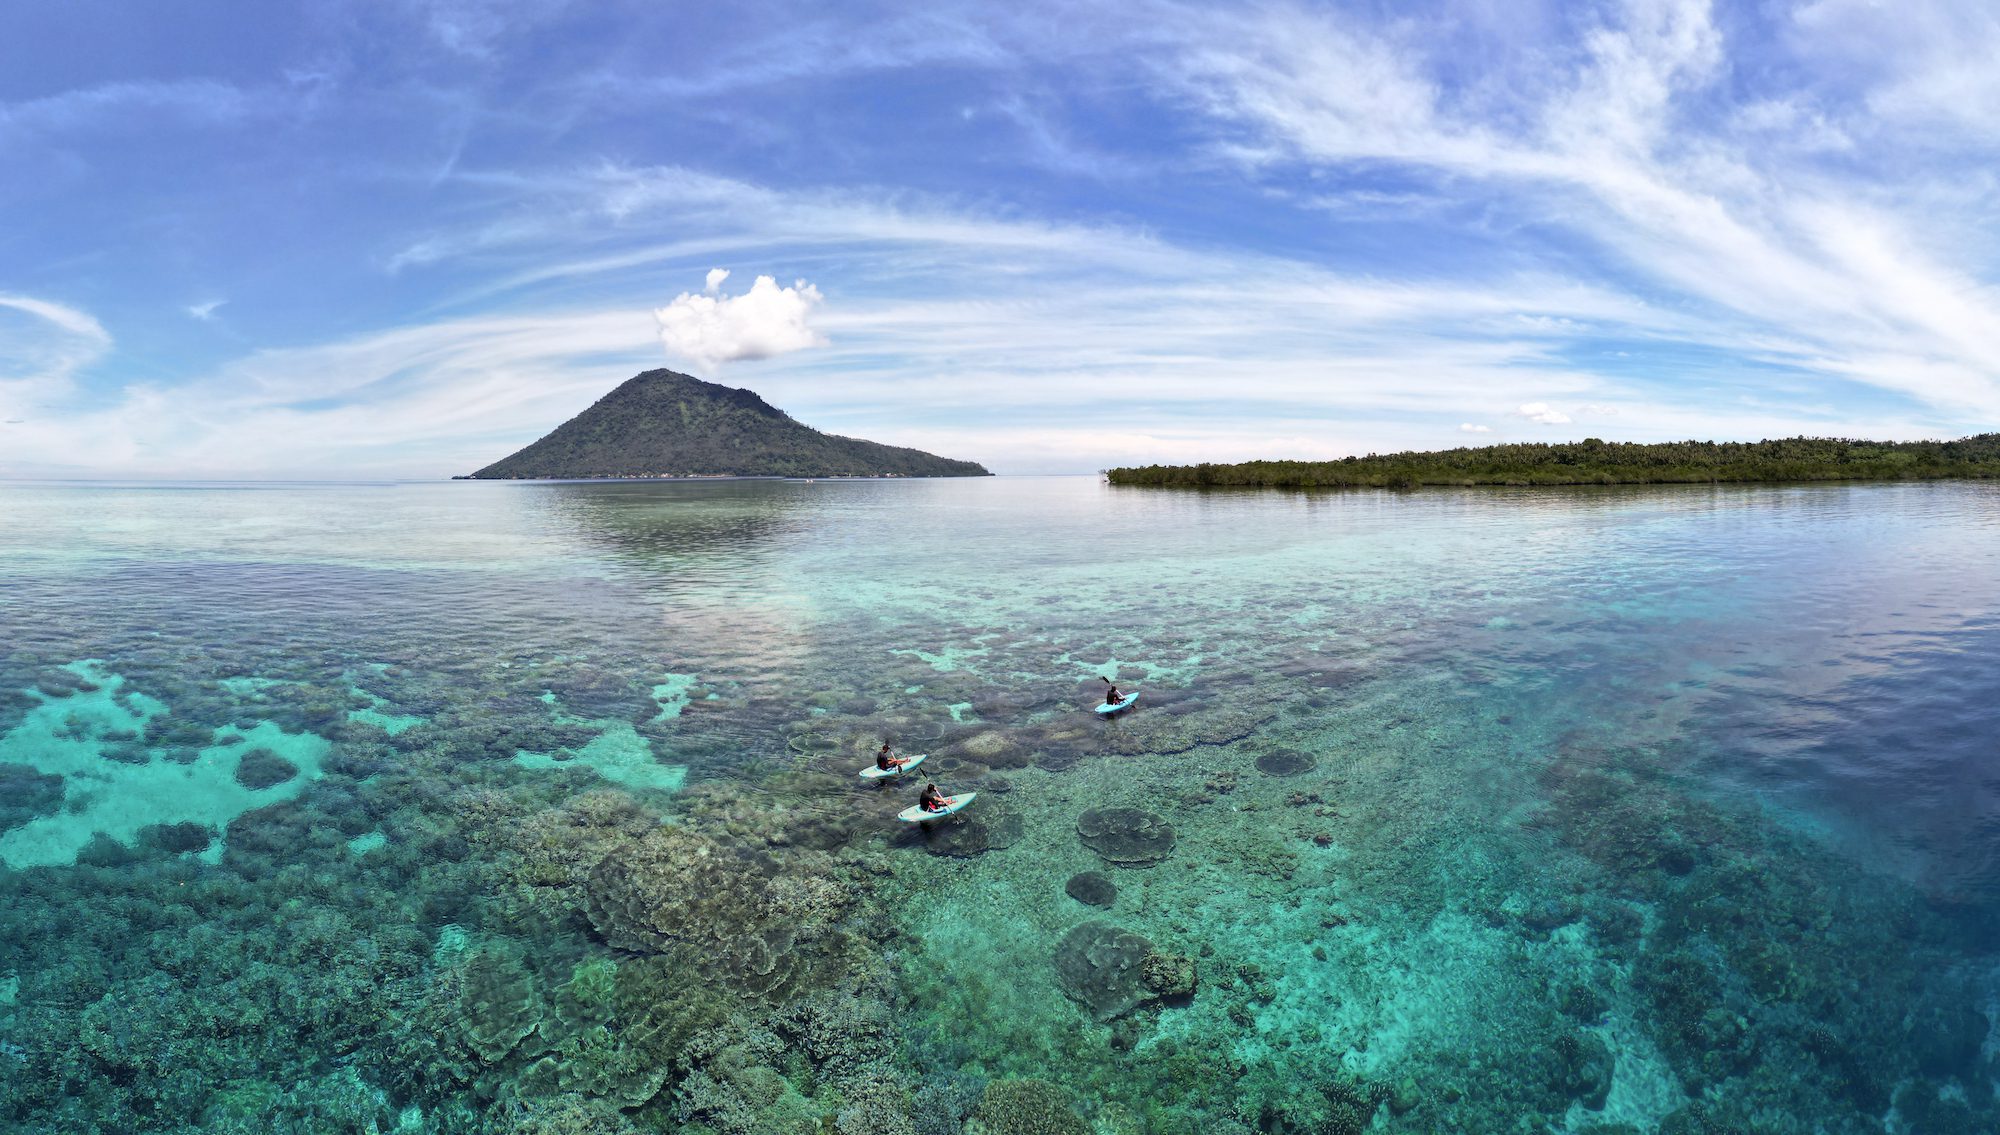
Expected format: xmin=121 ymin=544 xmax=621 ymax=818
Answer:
xmin=1106 ymin=434 xmax=2000 ymax=489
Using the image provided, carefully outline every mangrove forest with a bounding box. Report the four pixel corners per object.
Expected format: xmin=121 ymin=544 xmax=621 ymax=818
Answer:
xmin=1106 ymin=434 xmax=2000 ymax=489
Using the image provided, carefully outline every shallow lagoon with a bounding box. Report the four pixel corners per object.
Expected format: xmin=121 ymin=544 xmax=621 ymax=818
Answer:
xmin=0 ymin=476 xmax=1995 ymax=1134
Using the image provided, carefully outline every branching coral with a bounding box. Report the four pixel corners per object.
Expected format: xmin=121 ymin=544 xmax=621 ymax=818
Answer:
xmin=966 ymin=1079 xmax=1089 ymax=1135
xmin=491 ymin=1091 xmax=643 ymax=1135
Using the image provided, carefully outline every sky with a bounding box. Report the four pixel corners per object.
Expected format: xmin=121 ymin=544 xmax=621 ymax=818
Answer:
xmin=4 ymin=0 xmax=2000 ymax=478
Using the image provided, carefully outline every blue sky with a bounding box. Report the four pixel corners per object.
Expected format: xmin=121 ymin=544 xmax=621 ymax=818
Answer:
xmin=4 ymin=0 xmax=1999 ymax=477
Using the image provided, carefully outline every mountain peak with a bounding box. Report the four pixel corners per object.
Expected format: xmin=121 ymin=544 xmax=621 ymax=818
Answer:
xmin=468 ymin=370 xmax=989 ymax=480
xmin=615 ymin=369 xmax=788 ymax=420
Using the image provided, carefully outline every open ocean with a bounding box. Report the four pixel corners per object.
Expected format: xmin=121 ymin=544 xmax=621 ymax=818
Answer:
xmin=1 ymin=476 xmax=1995 ymax=1134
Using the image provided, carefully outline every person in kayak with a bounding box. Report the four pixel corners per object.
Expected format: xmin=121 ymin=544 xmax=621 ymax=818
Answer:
xmin=876 ymin=741 xmax=910 ymax=772
xmin=1101 ymin=677 xmax=1126 ymax=707
xmin=919 ymin=782 xmax=950 ymax=813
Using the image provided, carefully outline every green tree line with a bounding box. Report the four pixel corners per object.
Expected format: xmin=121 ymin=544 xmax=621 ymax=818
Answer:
xmin=1106 ymin=435 xmax=2000 ymax=489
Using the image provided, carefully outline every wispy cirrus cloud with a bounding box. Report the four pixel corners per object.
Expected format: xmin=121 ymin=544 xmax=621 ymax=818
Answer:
xmin=8 ymin=1 xmax=2000 ymax=479
xmin=1155 ymin=0 xmax=2000 ymax=421
xmin=0 ymin=295 xmax=112 ymax=426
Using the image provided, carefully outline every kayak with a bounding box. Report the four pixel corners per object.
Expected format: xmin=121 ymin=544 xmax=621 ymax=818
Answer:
xmin=860 ymin=753 xmax=927 ymax=779
xmin=1095 ymin=692 xmax=1139 ymax=716
xmin=898 ymin=791 xmax=976 ymax=822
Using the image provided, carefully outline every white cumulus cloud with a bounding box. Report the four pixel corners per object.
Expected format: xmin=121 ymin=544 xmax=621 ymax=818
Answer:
xmin=655 ymin=271 xmax=825 ymax=372
xmin=1516 ymin=402 xmax=1572 ymax=425
xmin=186 ymin=299 xmax=226 ymax=321
xmin=1459 ymin=423 xmax=1492 ymax=433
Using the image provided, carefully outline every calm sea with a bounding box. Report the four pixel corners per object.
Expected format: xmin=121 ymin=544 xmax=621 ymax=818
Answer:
xmin=0 ymin=476 xmax=1994 ymax=1134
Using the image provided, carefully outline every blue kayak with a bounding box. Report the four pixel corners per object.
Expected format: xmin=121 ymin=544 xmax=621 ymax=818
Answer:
xmin=1096 ymin=692 xmax=1139 ymax=716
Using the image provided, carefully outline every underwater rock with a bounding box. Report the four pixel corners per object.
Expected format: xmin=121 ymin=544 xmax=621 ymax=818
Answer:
xmin=1065 ymin=871 xmax=1118 ymax=908
xmin=1076 ymin=807 xmax=1176 ymax=866
xmin=1140 ymin=949 xmax=1197 ymax=1001
xmin=457 ymin=945 xmax=541 ymax=1064
xmin=967 ymin=1078 xmax=1089 ymax=1135
xmin=233 ymin=746 xmax=300 ymax=789
xmin=1254 ymin=749 xmax=1317 ymax=777
xmin=1054 ymin=921 xmax=1158 ymax=1019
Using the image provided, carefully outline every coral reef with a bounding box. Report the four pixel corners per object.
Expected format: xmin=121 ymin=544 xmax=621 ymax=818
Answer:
xmin=7 ymin=479 xmax=2000 ymax=1135
xmin=1139 ymin=950 xmax=1197 ymax=1001
xmin=457 ymin=944 xmax=541 ymax=1063
xmin=1053 ymin=922 xmax=1160 ymax=1020
xmin=581 ymin=823 xmax=853 ymax=1000
xmin=914 ymin=807 xmax=1023 ymax=858
xmin=1074 ymin=808 xmax=1175 ymax=867
xmin=233 ymin=747 xmax=300 ymax=789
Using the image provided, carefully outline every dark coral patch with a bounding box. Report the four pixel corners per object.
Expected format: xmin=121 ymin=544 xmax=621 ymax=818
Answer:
xmin=1065 ymin=871 xmax=1118 ymax=908
xmin=919 ymin=808 xmax=1023 ymax=858
xmin=0 ymin=762 xmax=63 ymax=831
xmin=234 ymin=747 xmax=300 ymax=789
xmin=1076 ymin=807 xmax=1176 ymax=866
xmin=140 ymin=821 xmax=215 ymax=855
xmin=1255 ymin=749 xmax=1317 ymax=777
xmin=1053 ymin=921 xmax=1156 ymax=1019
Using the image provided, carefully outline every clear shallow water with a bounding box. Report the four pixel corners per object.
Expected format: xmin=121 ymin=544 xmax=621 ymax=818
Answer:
xmin=0 ymin=476 xmax=1995 ymax=1134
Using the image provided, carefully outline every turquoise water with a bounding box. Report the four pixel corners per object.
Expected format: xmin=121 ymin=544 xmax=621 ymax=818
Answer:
xmin=0 ymin=476 xmax=1996 ymax=1134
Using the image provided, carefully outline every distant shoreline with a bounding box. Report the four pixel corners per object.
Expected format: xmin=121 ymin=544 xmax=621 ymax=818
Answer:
xmin=1106 ymin=435 xmax=2000 ymax=490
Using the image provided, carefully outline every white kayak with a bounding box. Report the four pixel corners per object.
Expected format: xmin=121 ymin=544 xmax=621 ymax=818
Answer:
xmin=860 ymin=753 xmax=927 ymax=779
xmin=898 ymin=791 xmax=976 ymax=822
xmin=1096 ymin=692 xmax=1139 ymax=716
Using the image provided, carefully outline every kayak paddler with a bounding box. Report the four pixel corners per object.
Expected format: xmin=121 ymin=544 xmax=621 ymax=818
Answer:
xmin=876 ymin=741 xmax=911 ymax=772
xmin=1100 ymin=677 xmax=1126 ymax=707
xmin=918 ymin=782 xmax=949 ymax=813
